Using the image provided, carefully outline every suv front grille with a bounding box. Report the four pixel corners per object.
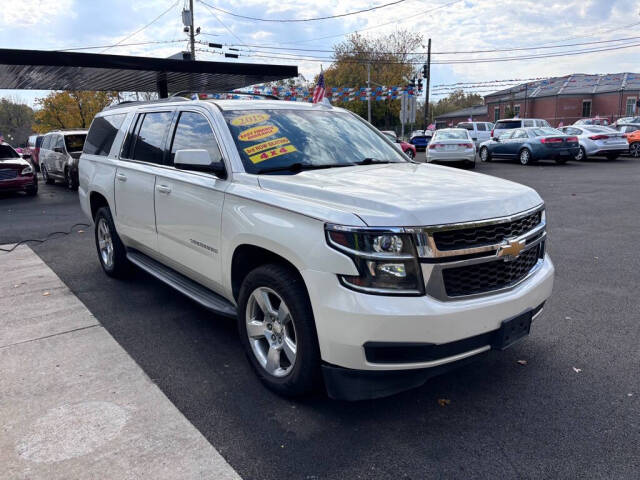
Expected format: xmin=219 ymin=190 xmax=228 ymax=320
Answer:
xmin=442 ymin=245 xmax=541 ymax=297
xmin=432 ymin=211 xmax=542 ymax=251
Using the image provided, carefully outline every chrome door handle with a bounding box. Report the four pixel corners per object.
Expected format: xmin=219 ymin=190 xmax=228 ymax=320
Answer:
xmin=156 ymin=184 xmax=171 ymax=194
xmin=116 ymin=173 xmax=127 ymax=182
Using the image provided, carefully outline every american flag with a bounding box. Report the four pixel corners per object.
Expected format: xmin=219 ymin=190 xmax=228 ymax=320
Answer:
xmin=312 ymin=71 xmax=325 ymax=103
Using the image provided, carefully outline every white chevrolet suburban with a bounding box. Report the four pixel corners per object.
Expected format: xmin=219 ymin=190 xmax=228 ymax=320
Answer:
xmin=79 ymin=97 xmax=554 ymax=400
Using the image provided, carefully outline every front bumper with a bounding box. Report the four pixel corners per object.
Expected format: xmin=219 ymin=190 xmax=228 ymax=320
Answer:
xmin=302 ymin=254 xmax=554 ymax=394
xmin=0 ymin=176 xmax=36 ymax=192
xmin=426 ymin=150 xmax=476 ymax=163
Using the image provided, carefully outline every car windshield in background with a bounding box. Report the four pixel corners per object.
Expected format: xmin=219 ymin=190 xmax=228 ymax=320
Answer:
xmin=434 ymin=130 xmax=468 ymax=140
xmin=0 ymin=144 xmax=19 ymax=158
xmin=222 ymin=109 xmax=406 ymax=174
xmin=496 ymin=121 xmax=521 ymax=129
xmin=531 ymin=127 xmax=562 ymax=136
xmin=64 ymin=134 xmax=87 ymax=152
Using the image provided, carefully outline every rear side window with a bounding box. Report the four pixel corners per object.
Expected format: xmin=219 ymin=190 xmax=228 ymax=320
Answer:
xmin=523 ymin=120 xmax=534 ymax=127
xmin=497 ymin=120 xmax=521 ymax=129
xmin=457 ymin=123 xmax=473 ymax=131
xmin=36 ymin=136 xmax=44 ymax=148
xmin=169 ymin=112 xmax=223 ymax=165
xmin=477 ymin=124 xmax=486 ymax=131
xmin=130 ymin=112 xmax=173 ymax=164
xmin=84 ymin=114 xmax=126 ymax=156
xmin=64 ymin=134 xmax=87 ymax=153
xmin=41 ymin=135 xmax=51 ymax=150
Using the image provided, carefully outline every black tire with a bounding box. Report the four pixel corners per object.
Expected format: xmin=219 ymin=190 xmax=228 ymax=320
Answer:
xmin=25 ymin=180 xmax=38 ymax=196
xmin=630 ymin=142 xmax=640 ymax=158
xmin=575 ymin=146 xmax=587 ymax=161
xmin=237 ymin=263 xmax=321 ymax=397
xmin=480 ymin=146 xmax=491 ymax=162
xmin=42 ymin=165 xmax=54 ymax=184
xmin=606 ymin=153 xmax=618 ymax=161
xmin=94 ymin=206 xmax=130 ymax=278
xmin=519 ymin=148 xmax=532 ymax=165
xmin=65 ymin=168 xmax=78 ymax=190
xmin=405 ymin=149 xmax=415 ymax=160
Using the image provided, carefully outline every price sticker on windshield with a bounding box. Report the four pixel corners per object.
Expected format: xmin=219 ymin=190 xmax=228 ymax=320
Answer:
xmin=249 ymin=144 xmax=297 ymax=164
xmin=238 ymin=125 xmax=279 ymax=142
xmin=231 ymin=113 xmax=270 ymax=127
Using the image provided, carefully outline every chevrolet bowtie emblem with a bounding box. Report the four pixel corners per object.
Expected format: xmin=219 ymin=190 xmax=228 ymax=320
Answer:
xmin=497 ymin=238 xmax=526 ymax=261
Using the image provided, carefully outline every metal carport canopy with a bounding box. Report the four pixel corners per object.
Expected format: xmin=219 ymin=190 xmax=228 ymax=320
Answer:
xmin=0 ymin=48 xmax=297 ymax=97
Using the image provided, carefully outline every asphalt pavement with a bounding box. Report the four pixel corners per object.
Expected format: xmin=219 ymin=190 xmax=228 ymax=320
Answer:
xmin=1 ymin=155 xmax=638 ymax=479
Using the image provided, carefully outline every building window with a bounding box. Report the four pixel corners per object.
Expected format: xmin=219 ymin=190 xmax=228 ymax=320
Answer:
xmin=626 ymin=97 xmax=637 ymax=116
xmin=494 ymin=107 xmax=500 ymax=122
xmin=582 ymin=100 xmax=592 ymax=118
xmin=514 ymin=105 xmax=521 ymax=118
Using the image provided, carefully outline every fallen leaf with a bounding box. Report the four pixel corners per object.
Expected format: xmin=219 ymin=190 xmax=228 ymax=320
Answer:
xmin=572 ymin=367 xmax=582 ymax=373
xmin=437 ymin=398 xmax=451 ymax=407
xmin=517 ymin=360 xmax=528 ymax=365
xmin=42 ymin=291 xmax=50 ymax=296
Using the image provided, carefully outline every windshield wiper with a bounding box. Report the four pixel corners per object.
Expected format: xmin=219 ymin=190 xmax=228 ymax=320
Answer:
xmin=256 ymin=162 xmax=355 ymax=175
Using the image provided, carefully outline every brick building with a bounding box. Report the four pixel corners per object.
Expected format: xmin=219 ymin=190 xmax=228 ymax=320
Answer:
xmin=435 ymin=73 xmax=640 ymax=128
xmin=484 ymin=73 xmax=640 ymax=126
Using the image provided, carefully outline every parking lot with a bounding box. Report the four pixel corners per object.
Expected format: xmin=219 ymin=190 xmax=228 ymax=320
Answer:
xmin=1 ymin=154 xmax=639 ymax=479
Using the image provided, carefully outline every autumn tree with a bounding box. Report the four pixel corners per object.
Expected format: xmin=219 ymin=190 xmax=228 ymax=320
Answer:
xmin=0 ymin=98 xmax=34 ymax=146
xmin=323 ymin=30 xmax=425 ymax=129
xmin=34 ymin=91 xmax=119 ymax=132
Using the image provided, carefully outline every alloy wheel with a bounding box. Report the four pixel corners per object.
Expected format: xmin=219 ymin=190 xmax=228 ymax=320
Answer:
xmin=520 ymin=149 xmax=530 ymax=165
xmin=97 ymin=217 xmax=114 ymax=269
xmin=245 ymin=287 xmax=297 ymax=378
xmin=480 ymin=148 xmax=489 ymax=162
xmin=630 ymin=142 xmax=640 ymax=158
xmin=575 ymin=147 xmax=585 ymax=161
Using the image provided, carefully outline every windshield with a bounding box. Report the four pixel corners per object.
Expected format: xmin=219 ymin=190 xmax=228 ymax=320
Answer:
xmin=64 ymin=134 xmax=86 ymax=152
xmin=0 ymin=144 xmax=19 ymax=158
xmin=433 ymin=129 xmax=468 ymax=140
xmin=222 ymin=109 xmax=406 ymax=174
xmin=531 ymin=127 xmax=562 ymax=136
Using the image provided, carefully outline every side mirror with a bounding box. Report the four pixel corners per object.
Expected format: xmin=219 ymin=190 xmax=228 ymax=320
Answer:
xmin=174 ymin=149 xmax=226 ymax=178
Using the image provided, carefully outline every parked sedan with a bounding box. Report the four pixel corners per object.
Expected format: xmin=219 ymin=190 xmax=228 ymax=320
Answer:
xmin=380 ymin=131 xmax=417 ymax=159
xmin=573 ymin=118 xmax=610 ymax=126
xmin=426 ymin=128 xmax=475 ymax=168
xmin=479 ymin=127 xmax=579 ymax=165
xmin=409 ymin=132 xmax=432 ymax=151
xmin=559 ymin=125 xmax=627 ymax=160
xmin=0 ymin=142 xmax=38 ymax=196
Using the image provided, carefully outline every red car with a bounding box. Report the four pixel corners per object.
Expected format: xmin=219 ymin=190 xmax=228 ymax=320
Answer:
xmin=381 ymin=130 xmax=417 ymax=159
xmin=0 ymin=142 xmax=38 ymax=196
xmin=26 ymin=134 xmax=44 ymax=171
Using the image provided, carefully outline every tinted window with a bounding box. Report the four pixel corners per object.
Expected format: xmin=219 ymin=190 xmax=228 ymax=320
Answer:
xmin=523 ymin=120 xmax=534 ymax=127
xmin=131 ymin=112 xmax=173 ymax=164
xmin=496 ymin=120 xmax=521 ymax=129
xmin=35 ymin=136 xmax=44 ymax=148
xmin=54 ymin=135 xmax=64 ymax=150
xmin=84 ymin=114 xmax=126 ymax=156
xmin=477 ymin=123 xmax=486 ymax=131
xmin=434 ymin=129 xmax=469 ymax=140
xmin=64 ymin=134 xmax=86 ymax=152
xmin=0 ymin=144 xmax=19 ymax=158
xmin=457 ymin=123 xmax=473 ymax=130
xmin=170 ymin=112 xmax=223 ymax=165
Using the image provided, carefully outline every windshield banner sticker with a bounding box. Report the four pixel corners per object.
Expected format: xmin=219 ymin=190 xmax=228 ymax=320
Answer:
xmin=238 ymin=125 xmax=279 ymax=142
xmin=244 ymin=137 xmax=290 ymax=156
xmin=249 ymin=144 xmax=297 ymax=164
xmin=231 ymin=113 xmax=270 ymax=127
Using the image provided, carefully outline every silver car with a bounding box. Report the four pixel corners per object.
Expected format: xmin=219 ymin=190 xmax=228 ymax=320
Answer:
xmin=559 ymin=125 xmax=627 ymax=161
xmin=426 ymin=128 xmax=476 ymax=168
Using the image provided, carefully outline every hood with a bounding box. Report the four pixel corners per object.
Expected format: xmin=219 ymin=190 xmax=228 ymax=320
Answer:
xmin=0 ymin=157 xmax=30 ymax=169
xmin=257 ymin=163 xmax=542 ymax=226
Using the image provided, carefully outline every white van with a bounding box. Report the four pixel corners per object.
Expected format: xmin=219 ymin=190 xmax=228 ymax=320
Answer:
xmin=456 ymin=121 xmax=494 ymax=147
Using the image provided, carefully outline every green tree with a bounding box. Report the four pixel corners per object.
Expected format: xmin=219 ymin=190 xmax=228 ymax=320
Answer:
xmin=323 ymin=30 xmax=425 ymax=129
xmin=34 ymin=91 xmax=119 ymax=132
xmin=0 ymin=98 xmax=34 ymax=146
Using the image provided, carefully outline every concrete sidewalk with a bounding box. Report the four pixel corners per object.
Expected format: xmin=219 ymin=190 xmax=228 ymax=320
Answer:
xmin=0 ymin=245 xmax=240 ymax=480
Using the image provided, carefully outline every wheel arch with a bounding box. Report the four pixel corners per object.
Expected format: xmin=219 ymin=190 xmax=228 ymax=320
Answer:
xmin=89 ymin=190 xmax=111 ymax=219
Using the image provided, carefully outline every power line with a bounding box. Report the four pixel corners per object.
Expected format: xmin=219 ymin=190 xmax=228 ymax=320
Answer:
xmin=56 ymin=39 xmax=185 ymax=52
xmin=101 ymin=0 xmax=180 ymax=53
xmin=198 ymin=1 xmax=249 ymax=47
xmin=197 ymin=0 xmax=407 ymax=22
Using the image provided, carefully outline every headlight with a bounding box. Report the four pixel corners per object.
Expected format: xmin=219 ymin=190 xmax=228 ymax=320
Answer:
xmin=21 ymin=165 xmax=33 ymax=175
xmin=325 ymin=225 xmax=423 ymax=295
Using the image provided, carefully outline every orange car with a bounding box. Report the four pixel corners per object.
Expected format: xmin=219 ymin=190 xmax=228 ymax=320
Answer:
xmin=624 ymin=129 xmax=640 ymax=157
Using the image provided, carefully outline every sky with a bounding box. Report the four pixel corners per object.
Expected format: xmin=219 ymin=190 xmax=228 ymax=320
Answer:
xmin=0 ymin=0 xmax=638 ymax=107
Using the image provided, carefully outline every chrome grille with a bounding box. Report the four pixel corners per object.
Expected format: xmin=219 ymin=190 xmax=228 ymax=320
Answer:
xmin=0 ymin=169 xmax=18 ymax=181
xmin=433 ymin=211 xmax=542 ymax=251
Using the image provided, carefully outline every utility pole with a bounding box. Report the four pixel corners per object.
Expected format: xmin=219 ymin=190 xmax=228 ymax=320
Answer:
xmin=423 ymin=38 xmax=431 ymax=129
xmin=367 ymin=62 xmax=372 ymax=123
xmin=189 ymin=0 xmax=196 ymax=60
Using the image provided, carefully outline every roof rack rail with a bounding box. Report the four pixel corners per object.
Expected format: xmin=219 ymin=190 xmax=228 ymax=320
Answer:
xmin=104 ymin=97 xmax=189 ymax=111
xmin=198 ymin=91 xmax=280 ymax=100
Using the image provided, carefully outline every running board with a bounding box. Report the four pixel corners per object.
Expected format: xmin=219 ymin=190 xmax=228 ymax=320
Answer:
xmin=126 ymin=250 xmax=237 ymax=318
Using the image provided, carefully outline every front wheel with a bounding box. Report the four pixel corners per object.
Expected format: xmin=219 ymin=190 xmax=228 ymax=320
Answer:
xmin=65 ymin=168 xmax=78 ymax=190
xmin=630 ymin=142 xmax=640 ymax=158
xmin=480 ymin=147 xmax=491 ymax=162
xmin=42 ymin=165 xmax=54 ymax=184
xmin=519 ymin=148 xmax=532 ymax=165
xmin=94 ymin=207 xmax=130 ymax=278
xmin=238 ymin=264 xmax=320 ymax=397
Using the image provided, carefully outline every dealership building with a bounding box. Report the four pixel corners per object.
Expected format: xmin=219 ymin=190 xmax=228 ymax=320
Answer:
xmin=435 ymin=72 xmax=640 ymax=127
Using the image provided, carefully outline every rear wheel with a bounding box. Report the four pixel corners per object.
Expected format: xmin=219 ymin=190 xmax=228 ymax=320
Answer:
xmin=480 ymin=147 xmax=491 ymax=162
xmin=65 ymin=168 xmax=78 ymax=190
xmin=42 ymin=165 xmax=54 ymax=184
xmin=94 ymin=207 xmax=129 ymax=278
xmin=629 ymin=142 xmax=640 ymax=158
xmin=575 ymin=146 xmax=587 ymax=161
xmin=519 ymin=148 xmax=532 ymax=165
xmin=25 ymin=180 xmax=38 ymax=196
xmin=238 ymin=264 xmax=320 ymax=397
